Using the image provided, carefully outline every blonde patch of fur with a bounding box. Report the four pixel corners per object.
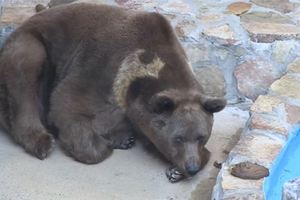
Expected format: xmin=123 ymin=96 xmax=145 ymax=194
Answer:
xmin=113 ymin=49 xmax=165 ymax=108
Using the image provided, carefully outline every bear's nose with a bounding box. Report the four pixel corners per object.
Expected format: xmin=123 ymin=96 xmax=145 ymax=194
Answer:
xmin=185 ymin=162 xmax=200 ymax=176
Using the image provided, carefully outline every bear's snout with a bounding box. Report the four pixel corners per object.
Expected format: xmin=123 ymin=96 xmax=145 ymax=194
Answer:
xmin=181 ymin=143 xmax=202 ymax=176
xmin=185 ymin=158 xmax=201 ymax=176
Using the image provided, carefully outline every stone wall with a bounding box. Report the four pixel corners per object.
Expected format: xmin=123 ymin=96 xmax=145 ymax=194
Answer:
xmin=212 ymin=57 xmax=300 ymax=200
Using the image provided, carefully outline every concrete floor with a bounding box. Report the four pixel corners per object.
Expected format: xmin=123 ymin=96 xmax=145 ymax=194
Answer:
xmin=0 ymin=107 xmax=249 ymax=200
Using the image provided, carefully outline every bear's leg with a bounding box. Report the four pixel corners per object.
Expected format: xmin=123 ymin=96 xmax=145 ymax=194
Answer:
xmin=106 ymin=115 xmax=135 ymax=150
xmin=58 ymin=120 xmax=113 ymax=164
xmin=50 ymin=111 xmax=113 ymax=164
xmin=49 ymin=82 xmax=114 ymax=164
xmin=110 ymin=131 xmax=135 ymax=150
xmin=1 ymin=33 xmax=55 ymax=159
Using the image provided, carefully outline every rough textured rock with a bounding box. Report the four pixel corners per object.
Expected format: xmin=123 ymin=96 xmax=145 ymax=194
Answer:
xmin=241 ymin=12 xmax=293 ymax=25
xmin=219 ymin=165 xmax=264 ymax=191
xmin=234 ymin=60 xmax=280 ymax=100
xmin=73 ymin=0 xmax=107 ymax=5
xmin=271 ymin=74 xmax=300 ymax=99
xmin=230 ymin=161 xmax=269 ymax=180
xmin=229 ymin=130 xmax=284 ymax=168
xmin=283 ymin=178 xmax=300 ymax=200
xmin=216 ymin=53 xmax=300 ymax=199
xmin=250 ymin=95 xmax=282 ymax=113
xmin=182 ymin=43 xmax=209 ymax=65
xmin=114 ymin=0 xmax=157 ymax=10
xmin=198 ymin=13 xmax=225 ymax=25
xmin=241 ymin=12 xmax=300 ymax=43
xmin=288 ymin=58 xmax=300 ymax=73
xmin=194 ymin=66 xmax=226 ymax=97
xmin=0 ymin=7 xmax=35 ymax=26
xmin=286 ymin=105 xmax=300 ymax=124
xmin=243 ymin=22 xmax=300 ymax=43
xmin=293 ymin=11 xmax=300 ymax=25
xmin=272 ymin=41 xmax=297 ymax=65
xmin=49 ymin=0 xmax=76 ymax=7
xmin=222 ymin=190 xmax=264 ymax=200
xmin=4 ymin=0 xmax=49 ymax=7
xmin=251 ymin=0 xmax=298 ymax=14
xmin=227 ymin=2 xmax=252 ymax=16
xmin=202 ymin=24 xmax=237 ymax=45
xmin=174 ymin=17 xmax=199 ymax=39
xmin=250 ymin=113 xmax=289 ymax=135
xmin=160 ymin=0 xmax=191 ymax=15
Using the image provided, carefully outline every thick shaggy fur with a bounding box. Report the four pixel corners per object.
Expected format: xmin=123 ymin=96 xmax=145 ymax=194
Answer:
xmin=0 ymin=3 xmax=226 ymax=180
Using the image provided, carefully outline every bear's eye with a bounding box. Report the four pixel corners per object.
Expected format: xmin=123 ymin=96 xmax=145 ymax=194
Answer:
xmin=174 ymin=136 xmax=184 ymax=144
xmin=196 ymin=135 xmax=206 ymax=143
xmin=151 ymin=96 xmax=175 ymax=114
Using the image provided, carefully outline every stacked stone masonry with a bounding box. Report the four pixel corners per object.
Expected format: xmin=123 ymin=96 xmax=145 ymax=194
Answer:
xmin=213 ymin=58 xmax=300 ymax=199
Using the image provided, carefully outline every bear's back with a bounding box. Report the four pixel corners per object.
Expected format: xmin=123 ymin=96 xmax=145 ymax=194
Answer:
xmin=13 ymin=3 xmax=178 ymax=66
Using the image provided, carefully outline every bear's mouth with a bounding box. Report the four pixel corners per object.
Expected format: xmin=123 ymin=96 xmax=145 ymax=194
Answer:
xmin=166 ymin=147 xmax=211 ymax=183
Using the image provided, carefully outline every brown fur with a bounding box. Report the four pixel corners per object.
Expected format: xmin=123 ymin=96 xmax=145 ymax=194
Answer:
xmin=0 ymin=3 xmax=226 ymax=180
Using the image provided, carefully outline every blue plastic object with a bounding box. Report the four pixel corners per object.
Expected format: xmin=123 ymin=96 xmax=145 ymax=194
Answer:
xmin=264 ymin=125 xmax=300 ymax=199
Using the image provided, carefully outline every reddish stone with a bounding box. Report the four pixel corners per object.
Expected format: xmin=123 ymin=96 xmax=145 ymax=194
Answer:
xmin=286 ymin=105 xmax=300 ymax=124
xmin=240 ymin=12 xmax=300 ymax=43
xmin=234 ymin=60 xmax=280 ymax=100
xmin=202 ymin=24 xmax=237 ymax=45
xmin=250 ymin=113 xmax=289 ymax=135
xmin=227 ymin=2 xmax=252 ymax=16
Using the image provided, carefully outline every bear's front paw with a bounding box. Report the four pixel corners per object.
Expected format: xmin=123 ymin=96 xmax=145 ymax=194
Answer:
xmin=33 ymin=134 xmax=55 ymax=160
xmin=113 ymin=136 xmax=135 ymax=150
xmin=166 ymin=167 xmax=184 ymax=183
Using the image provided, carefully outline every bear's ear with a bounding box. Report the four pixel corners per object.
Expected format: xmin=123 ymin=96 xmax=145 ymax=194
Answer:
xmin=201 ymin=96 xmax=227 ymax=113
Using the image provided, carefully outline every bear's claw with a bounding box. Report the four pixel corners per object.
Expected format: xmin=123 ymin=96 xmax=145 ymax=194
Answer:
xmin=116 ymin=136 xmax=135 ymax=149
xmin=166 ymin=167 xmax=184 ymax=183
xmin=34 ymin=134 xmax=56 ymax=160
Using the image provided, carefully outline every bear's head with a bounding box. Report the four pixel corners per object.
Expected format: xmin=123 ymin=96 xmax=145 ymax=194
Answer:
xmin=113 ymin=12 xmax=226 ymax=177
xmin=149 ymin=90 xmax=225 ymax=175
xmin=114 ymin=50 xmax=226 ymax=177
xmin=126 ymin=86 xmax=226 ymax=177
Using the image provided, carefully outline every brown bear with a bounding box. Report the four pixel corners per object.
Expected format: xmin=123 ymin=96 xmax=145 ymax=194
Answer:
xmin=0 ymin=3 xmax=226 ymax=182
